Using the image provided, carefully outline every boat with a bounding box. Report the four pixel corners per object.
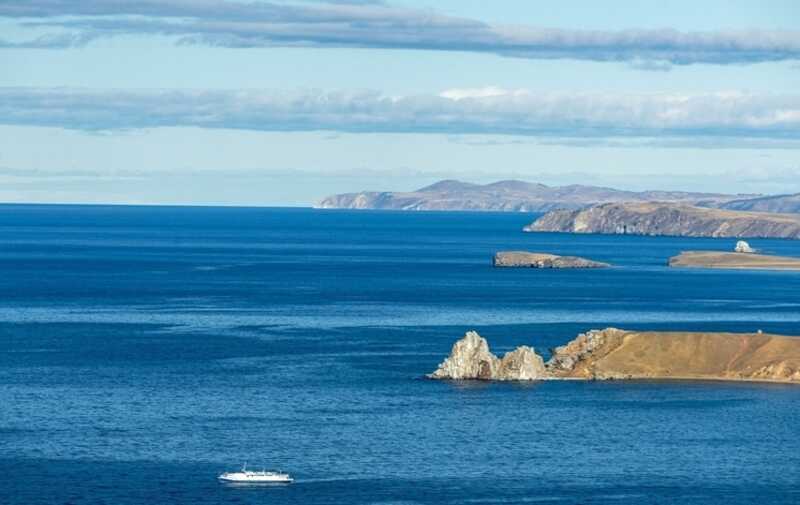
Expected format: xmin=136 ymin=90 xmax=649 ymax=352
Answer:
xmin=218 ymin=463 xmax=293 ymax=483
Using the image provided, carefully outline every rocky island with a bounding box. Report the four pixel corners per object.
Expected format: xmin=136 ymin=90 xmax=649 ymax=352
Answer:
xmin=493 ymin=251 xmax=609 ymax=268
xmin=669 ymin=251 xmax=800 ymax=270
xmin=429 ymin=329 xmax=800 ymax=384
xmin=526 ymin=202 xmax=800 ymax=239
xmin=428 ymin=331 xmax=546 ymax=380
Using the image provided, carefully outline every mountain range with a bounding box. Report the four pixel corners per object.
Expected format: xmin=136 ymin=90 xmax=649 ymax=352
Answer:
xmin=316 ymin=179 xmax=777 ymax=213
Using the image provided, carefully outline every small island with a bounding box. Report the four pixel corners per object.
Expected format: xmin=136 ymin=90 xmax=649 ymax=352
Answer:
xmin=493 ymin=251 xmax=610 ymax=268
xmin=429 ymin=329 xmax=800 ymax=384
xmin=669 ymin=251 xmax=800 ymax=270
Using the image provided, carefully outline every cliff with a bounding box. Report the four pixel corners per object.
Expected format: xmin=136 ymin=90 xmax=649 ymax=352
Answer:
xmin=430 ymin=329 xmax=800 ymax=384
xmin=427 ymin=331 xmax=547 ymax=380
xmin=525 ymin=202 xmax=800 ymax=239
xmin=493 ymin=251 xmax=610 ymax=268
xmin=669 ymin=251 xmax=800 ymax=270
xmin=316 ymin=180 xmax=749 ymax=212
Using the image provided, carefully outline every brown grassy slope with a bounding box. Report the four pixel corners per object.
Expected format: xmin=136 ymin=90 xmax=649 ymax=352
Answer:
xmin=563 ymin=330 xmax=800 ymax=383
xmin=669 ymin=251 xmax=800 ymax=270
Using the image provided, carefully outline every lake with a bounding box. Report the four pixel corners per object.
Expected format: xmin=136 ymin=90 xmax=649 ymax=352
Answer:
xmin=1 ymin=205 xmax=799 ymax=504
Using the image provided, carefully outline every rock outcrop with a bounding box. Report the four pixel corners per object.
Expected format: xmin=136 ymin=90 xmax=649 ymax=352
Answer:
xmin=525 ymin=202 xmax=800 ymax=239
xmin=734 ymin=240 xmax=755 ymax=253
xmin=493 ymin=251 xmax=609 ymax=268
xmin=546 ymin=328 xmax=626 ymax=378
xmin=668 ymin=251 xmax=800 ymax=270
xmin=497 ymin=346 xmax=546 ymax=380
xmin=427 ymin=331 xmax=546 ymax=381
xmin=427 ymin=331 xmax=498 ymax=380
xmin=316 ymin=180 xmax=751 ymax=212
xmin=429 ymin=329 xmax=800 ymax=384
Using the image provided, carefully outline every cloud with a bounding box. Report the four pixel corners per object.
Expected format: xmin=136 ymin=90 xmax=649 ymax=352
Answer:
xmin=0 ymin=32 xmax=99 ymax=48
xmin=0 ymin=1 xmax=798 ymax=66
xmin=1 ymin=87 xmax=799 ymax=144
xmin=439 ymin=87 xmax=529 ymax=100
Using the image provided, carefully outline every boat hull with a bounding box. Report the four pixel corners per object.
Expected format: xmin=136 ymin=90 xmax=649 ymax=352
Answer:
xmin=218 ymin=473 xmax=293 ymax=484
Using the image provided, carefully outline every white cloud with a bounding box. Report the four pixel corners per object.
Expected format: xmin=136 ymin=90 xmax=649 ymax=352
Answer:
xmin=0 ymin=87 xmax=798 ymax=144
xmin=439 ymin=87 xmax=528 ymax=100
xmin=0 ymin=1 xmax=798 ymax=67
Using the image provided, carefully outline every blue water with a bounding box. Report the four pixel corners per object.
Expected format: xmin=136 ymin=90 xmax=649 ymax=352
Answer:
xmin=1 ymin=205 xmax=799 ymax=505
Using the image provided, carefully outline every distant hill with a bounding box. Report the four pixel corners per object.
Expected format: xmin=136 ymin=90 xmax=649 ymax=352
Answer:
xmin=526 ymin=202 xmax=800 ymax=239
xmin=721 ymin=193 xmax=800 ymax=214
xmin=316 ymin=179 xmax=753 ymax=212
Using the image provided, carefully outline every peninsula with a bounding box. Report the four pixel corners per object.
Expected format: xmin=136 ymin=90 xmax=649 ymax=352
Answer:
xmin=429 ymin=329 xmax=800 ymax=384
xmin=526 ymin=202 xmax=800 ymax=239
xmin=316 ymin=180 xmax=750 ymax=212
xmin=493 ymin=251 xmax=609 ymax=268
xmin=669 ymin=251 xmax=800 ymax=270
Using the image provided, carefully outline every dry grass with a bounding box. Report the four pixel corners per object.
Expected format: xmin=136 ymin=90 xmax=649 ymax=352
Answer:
xmin=670 ymin=251 xmax=800 ymax=270
xmin=575 ymin=331 xmax=800 ymax=383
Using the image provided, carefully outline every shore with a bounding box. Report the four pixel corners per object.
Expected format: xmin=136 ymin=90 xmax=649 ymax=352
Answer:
xmin=430 ymin=328 xmax=800 ymax=384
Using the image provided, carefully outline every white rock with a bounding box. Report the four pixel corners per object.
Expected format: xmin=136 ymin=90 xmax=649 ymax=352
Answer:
xmin=428 ymin=331 xmax=499 ymax=380
xmin=428 ymin=331 xmax=546 ymax=381
xmin=497 ymin=346 xmax=546 ymax=380
xmin=735 ymin=240 xmax=755 ymax=253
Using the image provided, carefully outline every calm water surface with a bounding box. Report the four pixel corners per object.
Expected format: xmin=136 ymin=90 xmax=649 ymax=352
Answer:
xmin=1 ymin=205 xmax=799 ymax=504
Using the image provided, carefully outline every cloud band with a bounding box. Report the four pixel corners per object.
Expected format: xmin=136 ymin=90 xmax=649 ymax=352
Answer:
xmin=1 ymin=87 xmax=798 ymax=141
xmin=1 ymin=1 xmax=799 ymax=66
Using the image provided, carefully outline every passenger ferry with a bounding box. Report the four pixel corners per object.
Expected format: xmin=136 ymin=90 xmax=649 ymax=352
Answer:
xmin=218 ymin=463 xmax=293 ymax=483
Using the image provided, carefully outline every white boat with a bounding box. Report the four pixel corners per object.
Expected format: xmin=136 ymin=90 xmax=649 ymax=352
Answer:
xmin=218 ymin=463 xmax=293 ymax=483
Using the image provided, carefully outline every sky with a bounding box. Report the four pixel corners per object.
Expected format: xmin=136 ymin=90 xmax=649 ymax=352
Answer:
xmin=0 ymin=0 xmax=799 ymax=206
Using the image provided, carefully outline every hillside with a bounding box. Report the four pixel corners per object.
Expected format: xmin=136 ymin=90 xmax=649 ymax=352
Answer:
xmin=429 ymin=329 xmax=800 ymax=384
xmin=316 ymin=179 xmax=750 ymax=212
xmin=526 ymin=202 xmax=800 ymax=239
xmin=548 ymin=329 xmax=800 ymax=383
xmin=721 ymin=193 xmax=800 ymax=214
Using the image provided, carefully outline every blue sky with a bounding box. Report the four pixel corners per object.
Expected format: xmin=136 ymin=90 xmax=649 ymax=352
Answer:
xmin=0 ymin=0 xmax=798 ymax=205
